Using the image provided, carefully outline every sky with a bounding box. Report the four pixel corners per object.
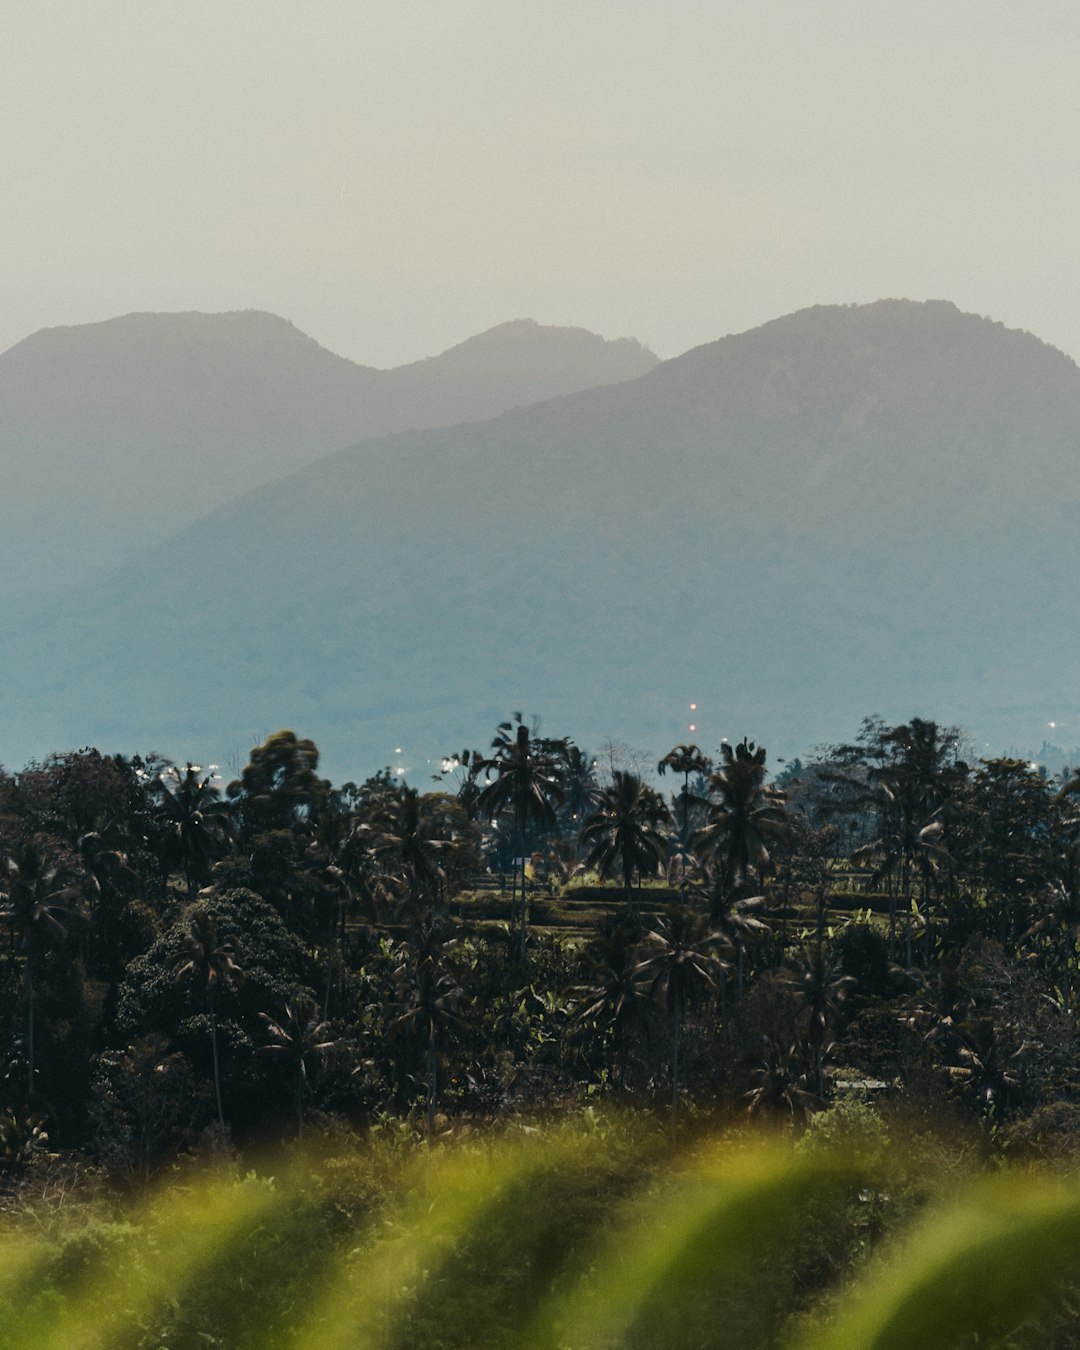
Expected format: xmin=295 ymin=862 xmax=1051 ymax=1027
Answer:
xmin=4 ymin=2 xmax=1080 ymax=368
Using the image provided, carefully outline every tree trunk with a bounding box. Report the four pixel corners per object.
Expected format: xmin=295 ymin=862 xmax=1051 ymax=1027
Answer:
xmin=427 ymin=1024 xmax=438 ymax=1140
xmin=25 ymin=953 xmax=35 ymax=1099
xmin=901 ymin=860 xmax=913 ymax=968
xmin=671 ymin=998 xmax=683 ymax=1118
xmin=516 ymin=812 xmax=528 ymax=962
xmin=209 ymin=999 xmax=225 ymax=1129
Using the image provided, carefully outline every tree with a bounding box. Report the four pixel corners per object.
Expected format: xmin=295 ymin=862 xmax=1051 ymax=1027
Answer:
xmin=259 ymin=994 xmax=341 ymax=1135
xmin=782 ymin=946 xmax=855 ymax=1098
xmin=558 ymin=743 xmax=601 ymax=835
xmin=695 ymin=739 xmax=789 ymax=921
xmin=635 ymin=907 xmax=728 ymax=1114
xmin=658 ymin=743 xmax=711 ymax=838
xmin=119 ymin=890 xmax=317 ymax=1136
xmin=573 ymin=920 xmax=650 ymax=1087
xmin=173 ymin=910 xmax=245 ymax=1129
xmin=153 ymin=763 xmax=232 ymax=898
xmin=2 ymin=842 xmax=81 ymax=1097
xmin=476 ymin=717 xmax=565 ymax=960
xmin=853 ymin=721 xmax=965 ymax=964
xmin=364 ymin=785 xmax=479 ymax=917
xmin=690 ymin=862 xmax=770 ymax=999
xmin=389 ymin=921 xmax=464 ymax=1136
xmin=227 ymin=731 xmax=330 ymax=841
xmin=580 ymin=771 xmax=671 ymax=913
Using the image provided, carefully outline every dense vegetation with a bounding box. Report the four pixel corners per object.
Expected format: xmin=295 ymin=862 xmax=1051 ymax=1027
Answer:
xmin=7 ymin=712 xmax=1080 ymax=1343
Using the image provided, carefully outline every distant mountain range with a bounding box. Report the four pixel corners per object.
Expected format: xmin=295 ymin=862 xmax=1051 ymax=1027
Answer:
xmin=0 ymin=310 xmax=656 ymax=597
xmin=3 ymin=298 xmax=1079 ymax=780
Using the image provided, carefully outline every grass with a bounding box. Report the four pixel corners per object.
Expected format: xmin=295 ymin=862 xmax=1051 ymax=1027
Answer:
xmin=5 ymin=1111 xmax=1080 ymax=1348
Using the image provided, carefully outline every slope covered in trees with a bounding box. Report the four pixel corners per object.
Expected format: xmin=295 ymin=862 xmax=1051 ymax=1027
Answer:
xmin=3 ymin=299 xmax=1078 ymax=778
xmin=0 ymin=310 xmax=656 ymax=598
xmin=4 ymin=711 xmax=1080 ymax=1342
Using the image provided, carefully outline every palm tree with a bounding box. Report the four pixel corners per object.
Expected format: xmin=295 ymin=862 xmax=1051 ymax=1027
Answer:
xmin=658 ymin=743 xmax=711 ymax=838
xmin=1022 ymin=880 xmax=1080 ymax=1015
xmin=366 ymin=783 xmax=450 ymax=913
xmin=689 ymin=863 xmax=770 ymax=1000
xmin=173 ymin=910 xmax=244 ymax=1128
xmin=389 ymin=923 xmax=463 ymax=1137
xmin=580 ymin=771 xmax=671 ymax=913
xmin=259 ymin=993 xmax=341 ymax=1135
xmin=856 ymin=719 xmax=965 ymax=964
xmin=476 ymin=717 xmax=565 ymax=960
xmin=658 ymin=744 xmax=711 ymax=905
xmin=559 ymin=743 xmax=601 ymax=833
xmin=745 ymin=1037 xmax=820 ymax=1121
xmin=2 ymin=843 xmax=81 ymax=1097
xmin=153 ymin=764 xmax=232 ymax=898
xmin=573 ymin=922 xmax=650 ymax=1087
xmin=781 ymin=946 xmax=855 ymax=1098
xmin=695 ymin=739 xmax=789 ymax=922
xmin=634 ymin=907 xmax=728 ymax=1114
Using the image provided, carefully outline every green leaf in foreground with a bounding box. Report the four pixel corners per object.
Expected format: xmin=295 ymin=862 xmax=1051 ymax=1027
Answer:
xmin=789 ymin=1173 xmax=1080 ymax=1350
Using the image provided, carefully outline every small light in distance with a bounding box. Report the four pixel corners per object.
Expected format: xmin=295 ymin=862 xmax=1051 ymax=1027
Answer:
xmin=689 ymin=702 xmax=697 ymax=711
xmin=689 ymin=723 xmax=697 ymax=733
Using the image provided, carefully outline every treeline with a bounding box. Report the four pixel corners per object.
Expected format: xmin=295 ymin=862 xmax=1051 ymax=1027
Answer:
xmin=3 ymin=714 xmax=1080 ymax=1187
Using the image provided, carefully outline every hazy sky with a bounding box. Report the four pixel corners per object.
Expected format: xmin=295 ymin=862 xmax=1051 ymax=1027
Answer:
xmin=4 ymin=2 xmax=1080 ymax=367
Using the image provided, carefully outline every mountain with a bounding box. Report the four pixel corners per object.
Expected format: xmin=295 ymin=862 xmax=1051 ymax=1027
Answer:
xmin=0 ymin=311 xmax=656 ymax=598
xmin=4 ymin=298 xmax=1079 ymax=779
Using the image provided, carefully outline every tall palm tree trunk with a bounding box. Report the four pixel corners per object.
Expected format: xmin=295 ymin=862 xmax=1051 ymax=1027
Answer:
xmin=671 ymin=997 xmax=683 ymax=1118
xmin=901 ymin=860 xmax=913 ymax=968
xmin=516 ymin=809 xmax=528 ymax=962
xmin=209 ymin=998 xmax=225 ymax=1129
xmin=427 ymin=1023 xmax=438 ymax=1139
xmin=25 ymin=954 xmax=35 ymax=1098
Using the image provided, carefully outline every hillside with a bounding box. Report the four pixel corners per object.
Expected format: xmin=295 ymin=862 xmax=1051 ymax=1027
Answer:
xmin=3 ymin=299 xmax=1079 ymax=778
xmin=0 ymin=311 xmax=656 ymax=597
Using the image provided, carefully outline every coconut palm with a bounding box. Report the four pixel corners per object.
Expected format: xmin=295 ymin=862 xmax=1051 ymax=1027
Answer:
xmin=745 ymin=1037 xmax=820 ymax=1120
xmin=389 ymin=924 xmax=464 ymax=1137
xmin=2 ymin=842 xmax=81 ymax=1097
xmin=573 ymin=921 xmax=650 ymax=1087
xmin=855 ymin=719 xmax=965 ymax=963
xmin=689 ymin=862 xmax=770 ymax=999
xmin=259 ymin=993 xmax=342 ymax=1135
xmin=634 ymin=906 xmax=729 ymax=1113
xmin=695 ymin=739 xmax=789 ymax=922
xmin=658 ymin=744 xmax=711 ymax=904
xmin=476 ymin=717 xmax=565 ymax=959
xmin=365 ymin=783 xmax=450 ymax=911
xmin=173 ymin=910 xmax=244 ymax=1128
xmin=580 ymin=771 xmax=671 ymax=913
xmin=1022 ymin=879 xmax=1080 ymax=1014
xmin=153 ymin=763 xmax=232 ymax=898
xmin=559 ymin=743 xmax=601 ymax=832
xmin=658 ymin=743 xmax=711 ymax=837
xmin=781 ymin=946 xmax=855 ymax=1098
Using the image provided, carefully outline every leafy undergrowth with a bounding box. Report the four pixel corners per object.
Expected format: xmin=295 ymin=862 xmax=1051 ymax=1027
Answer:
xmin=4 ymin=1110 xmax=1080 ymax=1349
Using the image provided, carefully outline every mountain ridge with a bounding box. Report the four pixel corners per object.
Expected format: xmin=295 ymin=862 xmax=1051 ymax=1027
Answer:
xmin=0 ymin=309 xmax=658 ymax=598
xmin=4 ymin=298 xmax=1078 ymax=780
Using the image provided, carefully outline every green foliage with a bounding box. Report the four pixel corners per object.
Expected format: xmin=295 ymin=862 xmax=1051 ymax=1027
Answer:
xmin=5 ymin=1121 xmax=1080 ymax=1348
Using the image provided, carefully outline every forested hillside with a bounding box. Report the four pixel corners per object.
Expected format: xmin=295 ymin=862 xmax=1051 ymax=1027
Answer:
xmin=3 ymin=299 xmax=1078 ymax=778
xmin=0 ymin=310 xmax=656 ymax=597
